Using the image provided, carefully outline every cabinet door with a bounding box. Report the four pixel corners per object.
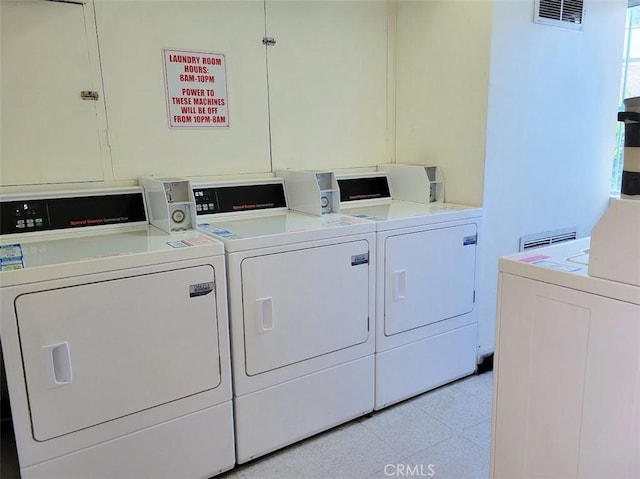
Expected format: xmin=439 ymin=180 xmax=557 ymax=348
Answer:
xmin=94 ymin=1 xmax=271 ymax=179
xmin=0 ymin=0 xmax=107 ymax=185
xmin=16 ymin=265 xmax=220 ymax=441
xmin=241 ymin=240 xmax=371 ymax=376
xmin=265 ymin=0 xmax=389 ymax=170
xmin=493 ymin=274 xmax=640 ymax=479
xmin=384 ymin=224 xmax=477 ymax=336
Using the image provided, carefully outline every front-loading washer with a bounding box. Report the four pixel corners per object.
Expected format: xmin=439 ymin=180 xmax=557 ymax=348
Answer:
xmin=0 ymin=187 xmax=234 ymax=479
xmin=191 ymin=178 xmax=376 ymax=463
xmin=336 ymin=170 xmax=483 ymax=410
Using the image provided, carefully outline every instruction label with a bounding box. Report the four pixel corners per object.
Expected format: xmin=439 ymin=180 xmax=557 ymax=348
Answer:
xmin=167 ymin=241 xmax=190 ymax=248
xmin=531 ymin=260 xmax=582 ymax=273
xmin=0 ymin=244 xmax=25 ymax=270
xmin=519 ymin=254 xmax=550 ymax=263
xmin=163 ymin=49 xmax=229 ymax=128
xmin=198 ymin=224 xmax=241 ymax=239
xmin=322 ymin=216 xmax=367 ymax=227
xmin=352 ymin=213 xmax=383 ymax=221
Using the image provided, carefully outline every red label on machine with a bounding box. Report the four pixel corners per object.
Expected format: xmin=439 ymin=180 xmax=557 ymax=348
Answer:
xmin=519 ymin=254 xmax=550 ymax=263
xmin=163 ymin=49 xmax=229 ymax=128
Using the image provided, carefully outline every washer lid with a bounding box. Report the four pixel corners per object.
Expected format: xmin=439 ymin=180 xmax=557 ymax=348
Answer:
xmin=340 ymin=201 xmax=482 ymax=231
xmin=499 ymin=238 xmax=640 ymax=305
xmin=198 ymin=211 xmax=374 ymax=252
xmin=0 ymin=227 xmax=223 ymax=286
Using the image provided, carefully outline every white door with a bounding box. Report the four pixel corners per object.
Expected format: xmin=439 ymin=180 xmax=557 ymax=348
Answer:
xmin=265 ymin=0 xmax=389 ymax=170
xmin=16 ymin=265 xmax=220 ymax=441
xmin=384 ymin=223 xmax=477 ymax=336
xmin=241 ymin=240 xmax=370 ymax=376
xmin=93 ymin=0 xmax=271 ymax=179
xmin=493 ymin=274 xmax=640 ymax=479
xmin=1 ymin=0 xmax=107 ymax=185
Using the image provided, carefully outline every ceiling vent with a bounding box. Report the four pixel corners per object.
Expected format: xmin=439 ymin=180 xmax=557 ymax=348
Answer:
xmin=534 ymin=0 xmax=584 ymax=31
xmin=519 ymin=227 xmax=578 ymax=252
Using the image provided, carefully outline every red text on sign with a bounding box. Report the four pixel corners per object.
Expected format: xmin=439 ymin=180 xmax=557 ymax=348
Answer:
xmin=184 ymin=65 xmax=208 ymax=74
xmin=182 ymin=88 xmax=205 ymax=96
xmin=193 ymin=97 xmax=225 ymax=106
xmin=202 ymin=57 xmax=222 ymax=65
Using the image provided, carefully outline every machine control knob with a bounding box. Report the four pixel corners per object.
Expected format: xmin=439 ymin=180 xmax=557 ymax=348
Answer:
xmin=171 ymin=209 xmax=186 ymax=224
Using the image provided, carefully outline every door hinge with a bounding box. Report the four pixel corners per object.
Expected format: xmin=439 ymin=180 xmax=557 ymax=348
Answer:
xmin=262 ymin=37 xmax=276 ymax=46
xmin=80 ymin=90 xmax=99 ymax=101
xmin=103 ymin=129 xmax=112 ymax=147
xmin=473 ymin=290 xmax=476 ymax=303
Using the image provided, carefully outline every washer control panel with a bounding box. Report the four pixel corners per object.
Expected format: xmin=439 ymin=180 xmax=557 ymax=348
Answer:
xmin=8 ymin=201 xmax=48 ymax=231
xmin=337 ymin=175 xmax=391 ymax=203
xmin=0 ymin=193 xmax=147 ymax=235
xmin=193 ymin=183 xmax=287 ymax=215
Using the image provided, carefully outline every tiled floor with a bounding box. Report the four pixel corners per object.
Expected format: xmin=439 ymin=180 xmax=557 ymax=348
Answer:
xmin=0 ymin=371 xmax=493 ymax=479
xmin=221 ymin=371 xmax=493 ymax=479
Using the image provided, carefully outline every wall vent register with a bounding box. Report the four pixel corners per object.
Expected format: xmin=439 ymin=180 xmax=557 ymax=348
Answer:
xmin=534 ymin=0 xmax=584 ymax=30
xmin=519 ymin=227 xmax=578 ymax=251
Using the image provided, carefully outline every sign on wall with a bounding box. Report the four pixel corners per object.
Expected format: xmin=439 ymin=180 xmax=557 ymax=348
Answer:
xmin=163 ymin=48 xmax=229 ymax=128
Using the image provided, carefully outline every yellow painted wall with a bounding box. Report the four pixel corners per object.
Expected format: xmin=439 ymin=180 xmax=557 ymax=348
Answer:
xmin=266 ymin=0 xmax=391 ymax=171
xmin=394 ymin=1 xmax=492 ymax=206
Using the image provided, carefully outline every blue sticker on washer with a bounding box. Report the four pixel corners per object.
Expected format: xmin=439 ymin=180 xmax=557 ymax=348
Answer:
xmin=0 ymin=244 xmax=25 ymax=270
xmin=352 ymin=213 xmax=382 ymax=221
xmin=198 ymin=224 xmax=241 ymax=239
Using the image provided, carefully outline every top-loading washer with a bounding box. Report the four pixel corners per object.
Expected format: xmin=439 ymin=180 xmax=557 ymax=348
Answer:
xmin=492 ymin=200 xmax=640 ymax=479
xmin=493 ymin=237 xmax=640 ymax=478
xmin=191 ymin=178 xmax=376 ymax=463
xmin=336 ymin=167 xmax=483 ymax=410
xmin=0 ymin=186 xmax=234 ymax=479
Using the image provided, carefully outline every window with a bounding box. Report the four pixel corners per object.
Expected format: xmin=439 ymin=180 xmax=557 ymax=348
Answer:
xmin=613 ymin=4 xmax=640 ymax=193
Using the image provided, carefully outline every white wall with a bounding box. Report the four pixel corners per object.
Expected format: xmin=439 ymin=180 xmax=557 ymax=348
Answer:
xmin=478 ymin=0 xmax=626 ymax=357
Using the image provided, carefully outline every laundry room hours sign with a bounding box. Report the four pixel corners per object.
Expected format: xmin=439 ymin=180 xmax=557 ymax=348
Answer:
xmin=163 ymin=48 xmax=229 ymax=128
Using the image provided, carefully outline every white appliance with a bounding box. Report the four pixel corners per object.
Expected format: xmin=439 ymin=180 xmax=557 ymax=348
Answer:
xmin=192 ymin=178 xmax=376 ymax=463
xmin=589 ymin=199 xmax=640 ymax=286
xmin=492 ymin=236 xmax=640 ymax=478
xmin=336 ymin=170 xmax=483 ymax=410
xmin=0 ymin=188 xmax=234 ymax=479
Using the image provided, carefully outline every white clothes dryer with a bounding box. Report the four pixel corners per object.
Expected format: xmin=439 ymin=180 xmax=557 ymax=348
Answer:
xmin=192 ymin=178 xmax=376 ymax=463
xmin=337 ymin=172 xmax=483 ymax=410
xmin=0 ymin=188 xmax=234 ymax=479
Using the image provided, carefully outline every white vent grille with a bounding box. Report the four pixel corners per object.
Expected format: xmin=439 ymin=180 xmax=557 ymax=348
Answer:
xmin=519 ymin=227 xmax=578 ymax=252
xmin=534 ymin=0 xmax=584 ymax=31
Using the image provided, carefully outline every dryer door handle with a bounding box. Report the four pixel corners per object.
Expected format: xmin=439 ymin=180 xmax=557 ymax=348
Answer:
xmin=256 ymin=297 xmax=274 ymax=333
xmin=393 ymin=270 xmax=407 ymax=300
xmin=42 ymin=342 xmax=73 ymax=388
